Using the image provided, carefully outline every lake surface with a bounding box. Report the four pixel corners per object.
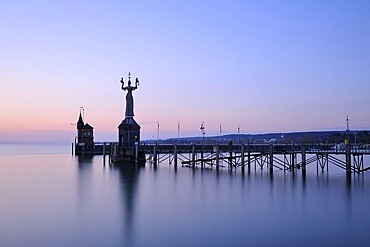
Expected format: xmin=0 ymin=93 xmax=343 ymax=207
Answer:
xmin=1 ymin=144 xmax=370 ymax=247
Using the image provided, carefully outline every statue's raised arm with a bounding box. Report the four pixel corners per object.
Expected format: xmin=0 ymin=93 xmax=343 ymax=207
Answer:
xmin=120 ymin=77 xmax=127 ymax=90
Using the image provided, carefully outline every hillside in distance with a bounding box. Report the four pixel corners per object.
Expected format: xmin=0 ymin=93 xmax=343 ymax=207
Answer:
xmin=143 ymin=130 xmax=370 ymax=145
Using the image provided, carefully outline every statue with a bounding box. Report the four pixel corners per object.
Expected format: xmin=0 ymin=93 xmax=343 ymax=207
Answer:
xmin=120 ymin=72 xmax=139 ymax=118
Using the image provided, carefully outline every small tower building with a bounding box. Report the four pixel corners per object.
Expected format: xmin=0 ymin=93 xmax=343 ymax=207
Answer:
xmin=76 ymin=112 xmax=94 ymax=152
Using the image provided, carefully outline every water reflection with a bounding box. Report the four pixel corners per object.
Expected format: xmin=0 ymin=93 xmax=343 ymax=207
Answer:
xmin=72 ymin=154 xmax=370 ymax=247
xmin=76 ymin=155 xmax=94 ymax=211
xmin=111 ymin=163 xmax=142 ymax=247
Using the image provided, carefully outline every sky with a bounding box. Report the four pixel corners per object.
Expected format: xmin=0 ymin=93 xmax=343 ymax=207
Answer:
xmin=1 ymin=0 xmax=370 ymax=144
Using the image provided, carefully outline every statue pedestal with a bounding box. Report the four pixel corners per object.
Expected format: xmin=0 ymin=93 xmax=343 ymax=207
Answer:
xmin=118 ymin=117 xmax=141 ymax=148
xmin=114 ymin=117 xmax=145 ymax=164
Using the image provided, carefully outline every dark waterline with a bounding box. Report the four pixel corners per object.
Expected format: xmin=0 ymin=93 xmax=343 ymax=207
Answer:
xmin=1 ymin=145 xmax=370 ymax=247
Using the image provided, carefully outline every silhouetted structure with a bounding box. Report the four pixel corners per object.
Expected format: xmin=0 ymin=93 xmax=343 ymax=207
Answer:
xmin=112 ymin=72 xmax=145 ymax=163
xmin=75 ymin=112 xmax=95 ymax=154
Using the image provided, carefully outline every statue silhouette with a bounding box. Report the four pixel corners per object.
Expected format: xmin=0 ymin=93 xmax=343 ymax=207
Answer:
xmin=120 ymin=73 xmax=139 ymax=118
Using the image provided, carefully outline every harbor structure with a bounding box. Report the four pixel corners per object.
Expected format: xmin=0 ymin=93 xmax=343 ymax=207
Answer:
xmin=74 ymin=112 xmax=95 ymax=154
xmin=71 ymin=75 xmax=370 ymax=173
xmin=111 ymin=72 xmax=145 ymax=163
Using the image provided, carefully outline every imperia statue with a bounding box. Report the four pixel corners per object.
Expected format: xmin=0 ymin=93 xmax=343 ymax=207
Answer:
xmin=120 ymin=72 xmax=139 ymax=118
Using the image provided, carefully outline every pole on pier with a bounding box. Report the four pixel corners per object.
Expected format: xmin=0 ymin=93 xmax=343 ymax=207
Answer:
xmin=174 ymin=144 xmax=178 ymax=167
xmin=301 ymin=144 xmax=306 ymax=175
xmin=241 ymin=144 xmax=245 ymax=173
xmin=269 ymin=144 xmax=273 ymax=173
xmin=72 ymin=143 xmax=74 ymax=155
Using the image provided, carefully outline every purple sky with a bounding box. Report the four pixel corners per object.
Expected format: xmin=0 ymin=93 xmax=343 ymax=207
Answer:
xmin=1 ymin=0 xmax=370 ymax=143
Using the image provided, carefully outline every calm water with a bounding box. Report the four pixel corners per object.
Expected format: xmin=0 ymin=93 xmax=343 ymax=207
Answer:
xmin=1 ymin=144 xmax=370 ymax=247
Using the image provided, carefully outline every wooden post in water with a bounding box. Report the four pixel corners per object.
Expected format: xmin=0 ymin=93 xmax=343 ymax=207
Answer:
xmin=241 ymin=144 xmax=245 ymax=173
xmin=301 ymin=144 xmax=306 ymax=174
xmin=174 ymin=144 xmax=178 ymax=167
xmin=247 ymin=142 xmax=251 ymax=173
xmin=201 ymin=151 xmax=204 ymax=169
xmin=135 ymin=142 xmax=138 ymax=165
xmin=269 ymin=144 xmax=273 ymax=173
xmin=71 ymin=143 xmax=74 ymax=155
xmin=291 ymin=141 xmax=294 ymax=172
xmin=345 ymin=140 xmax=351 ymax=174
xmin=192 ymin=144 xmax=195 ymax=168
xmin=153 ymin=144 xmax=157 ymax=166
xmin=103 ymin=142 xmax=106 ymax=165
xmin=216 ymin=144 xmax=220 ymax=171
xmin=229 ymin=142 xmax=233 ymax=169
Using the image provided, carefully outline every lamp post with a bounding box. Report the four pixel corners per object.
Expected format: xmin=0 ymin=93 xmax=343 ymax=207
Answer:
xmin=200 ymin=122 xmax=205 ymax=145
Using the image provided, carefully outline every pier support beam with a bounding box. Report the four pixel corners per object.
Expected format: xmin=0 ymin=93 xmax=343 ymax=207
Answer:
xmin=269 ymin=144 xmax=273 ymax=173
xmin=301 ymin=144 xmax=306 ymax=175
xmin=345 ymin=140 xmax=351 ymax=174
xmin=192 ymin=144 xmax=195 ymax=168
xmin=201 ymin=151 xmax=204 ymax=169
xmin=241 ymin=144 xmax=245 ymax=173
xmin=174 ymin=144 xmax=178 ymax=167
xmin=247 ymin=142 xmax=251 ymax=173
xmin=216 ymin=144 xmax=220 ymax=171
xmin=153 ymin=144 xmax=157 ymax=166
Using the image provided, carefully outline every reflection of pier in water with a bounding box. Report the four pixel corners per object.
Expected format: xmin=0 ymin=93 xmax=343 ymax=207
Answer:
xmin=140 ymin=143 xmax=370 ymax=174
xmin=112 ymin=164 xmax=141 ymax=246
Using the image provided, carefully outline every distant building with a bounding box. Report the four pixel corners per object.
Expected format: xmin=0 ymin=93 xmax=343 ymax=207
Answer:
xmin=76 ymin=112 xmax=94 ymax=147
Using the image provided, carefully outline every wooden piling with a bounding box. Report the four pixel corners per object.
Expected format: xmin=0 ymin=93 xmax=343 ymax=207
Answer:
xmin=247 ymin=142 xmax=251 ymax=172
xmin=269 ymin=144 xmax=273 ymax=173
xmin=216 ymin=144 xmax=220 ymax=171
xmin=229 ymin=151 xmax=233 ymax=169
xmin=201 ymin=151 xmax=204 ymax=169
xmin=153 ymin=144 xmax=157 ymax=166
xmin=174 ymin=144 xmax=178 ymax=167
xmin=135 ymin=142 xmax=138 ymax=164
xmin=345 ymin=140 xmax=351 ymax=174
xmin=301 ymin=144 xmax=306 ymax=174
xmin=241 ymin=144 xmax=245 ymax=173
xmin=192 ymin=144 xmax=195 ymax=168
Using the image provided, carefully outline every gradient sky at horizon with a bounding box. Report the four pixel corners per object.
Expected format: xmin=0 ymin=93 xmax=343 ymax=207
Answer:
xmin=1 ymin=0 xmax=370 ymax=143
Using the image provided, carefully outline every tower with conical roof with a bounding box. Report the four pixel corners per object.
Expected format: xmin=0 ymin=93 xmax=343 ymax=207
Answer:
xmin=76 ymin=112 xmax=94 ymax=147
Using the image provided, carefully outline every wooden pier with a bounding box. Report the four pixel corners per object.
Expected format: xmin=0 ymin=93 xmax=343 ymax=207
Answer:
xmin=141 ymin=143 xmax=370 ymax=174
xmin=73 ymin=141 xmax=370 ymax=174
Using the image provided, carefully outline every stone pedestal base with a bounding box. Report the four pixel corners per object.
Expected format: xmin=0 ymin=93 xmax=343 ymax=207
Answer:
xmin=115 ymin=117 xmax=142 ymax=163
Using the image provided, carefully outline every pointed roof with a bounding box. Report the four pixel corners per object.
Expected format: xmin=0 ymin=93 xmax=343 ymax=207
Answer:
xmin=77 ymin=113 xmax=84 ymax=128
